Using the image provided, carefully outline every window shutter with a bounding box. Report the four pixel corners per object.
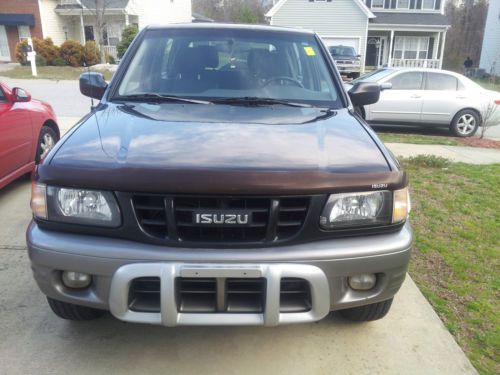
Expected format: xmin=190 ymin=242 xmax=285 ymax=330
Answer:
xmin=366 ymin=0 xmax=372 ymax=7
xmin=416 ymin=0 xmax=422 ymax=9
xmin=435 ymin=0 xmax=441 ymax=10
xmin=391 ymin=0 xmax=397 ymax=9
xmin=385 ymin=0 xmax=391 ymax=8
xmin=410 ymin=0 xmax=416 ymax=9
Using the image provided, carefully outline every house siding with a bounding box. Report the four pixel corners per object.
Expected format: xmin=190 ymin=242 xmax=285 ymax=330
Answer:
xmin=270 ymin=0 xmax=369 ymax=71
xmin=39 ymin=0 xmax=68 ymax=46
xmin=127 ymin=0 xmax=192 ymax=29
xmin=479 ymin=0 xmax=500 ymax=76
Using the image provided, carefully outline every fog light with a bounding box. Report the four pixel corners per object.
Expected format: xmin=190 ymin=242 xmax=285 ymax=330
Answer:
xmin=348 ymin=274 xmax=376 ymax=291
xmin=62 ymin=271 xmax=91 ymax=289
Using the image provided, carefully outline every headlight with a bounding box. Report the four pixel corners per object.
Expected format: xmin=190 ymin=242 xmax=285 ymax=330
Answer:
xmin=319 ymin=188 xmax=410 ymax=229
xmin=31 ymin=184 xmax=121 ymax=227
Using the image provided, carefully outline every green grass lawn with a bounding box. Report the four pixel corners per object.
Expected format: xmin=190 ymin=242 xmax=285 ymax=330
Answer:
xmin=378 ymin=132 xmax=461 ymax=146
xmin=403 ymin=156 xmax=499 ymax=374
xmin=0 ymin=66 xmax=114 ymax=81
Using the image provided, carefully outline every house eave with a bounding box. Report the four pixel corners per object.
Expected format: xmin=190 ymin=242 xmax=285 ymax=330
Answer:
xmin=368 ymin=24 xmax=449 ymax=31
xmin=55 ymin=8 xmax=132 ymax=16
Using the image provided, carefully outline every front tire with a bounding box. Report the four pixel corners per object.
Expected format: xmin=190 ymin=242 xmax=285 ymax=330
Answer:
xmin=339 ymin=298 xmax=393 ymax=322
xmin=36 ymin=126 xmax=58 ymax=163
xmin=47 ymin=297 xmax=106 ymax=321
xmin=450 ymin=109 xmax=479 ymax=137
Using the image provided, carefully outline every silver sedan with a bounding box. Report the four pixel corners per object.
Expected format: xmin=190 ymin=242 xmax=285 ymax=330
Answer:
xmin=350 ymin=68 xmax=500 ymax=137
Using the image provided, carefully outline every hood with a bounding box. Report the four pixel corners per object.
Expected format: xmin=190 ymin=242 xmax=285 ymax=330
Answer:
xmin=38 ymin=103 xmax=402 ymax=194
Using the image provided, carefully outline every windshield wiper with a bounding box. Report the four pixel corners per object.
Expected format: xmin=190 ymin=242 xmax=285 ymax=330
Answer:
xmin=211 ymin=97 xmax=313 ymax=108
xmin=114 ymin=93 xmax=211 ymax=105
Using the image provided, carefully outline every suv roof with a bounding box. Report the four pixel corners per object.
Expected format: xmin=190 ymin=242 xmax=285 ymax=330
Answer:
xmin=146 ymin=22 xmax=316 ymax=36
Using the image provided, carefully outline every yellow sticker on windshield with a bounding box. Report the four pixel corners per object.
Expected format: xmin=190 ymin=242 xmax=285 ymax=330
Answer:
xmin=304 ymin=46 xmax=316 ymax=56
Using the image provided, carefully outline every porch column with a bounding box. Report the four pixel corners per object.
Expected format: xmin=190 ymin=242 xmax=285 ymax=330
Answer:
xmin=80 ymin=13 xmax=85 ymax=44
xmin=433 ymin=32 xmax=441 ymax=60
xmin=388 ymin=30 xmax=394 ymax=67
xmin=125 ymin=13 xmax=129 ymax=26
xmin=439 ymin=30 xmax=447 ymax=69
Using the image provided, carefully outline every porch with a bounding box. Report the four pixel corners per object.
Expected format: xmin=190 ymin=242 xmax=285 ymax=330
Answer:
xmin=55 ymin=7 xmax=138 ymax=60
xmin=366 ymin=29 xmax=447 ymax=70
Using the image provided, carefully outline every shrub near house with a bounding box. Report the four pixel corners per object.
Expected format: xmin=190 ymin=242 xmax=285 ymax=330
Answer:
xmin=15 ymin=39 xmax=100 ymax=67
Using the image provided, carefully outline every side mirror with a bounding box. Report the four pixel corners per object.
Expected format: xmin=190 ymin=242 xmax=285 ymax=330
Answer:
xmin=79 ymin=72 xmax=107 ymax=100
xmin=348 ymin=82 xmax=381 ymax=107
xmin=12 ymin=87 xmax=31 ymax=102
xmin=380 ymin=82 xmax=392 ymax=90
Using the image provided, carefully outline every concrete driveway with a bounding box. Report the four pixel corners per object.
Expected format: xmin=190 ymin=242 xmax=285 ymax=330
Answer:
xmin=0 ymin=77 xmax=478 ymax=374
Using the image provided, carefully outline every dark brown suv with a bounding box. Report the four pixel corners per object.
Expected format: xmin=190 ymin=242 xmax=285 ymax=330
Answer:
xmin=28 ymin=24 xmax=412 ymax=326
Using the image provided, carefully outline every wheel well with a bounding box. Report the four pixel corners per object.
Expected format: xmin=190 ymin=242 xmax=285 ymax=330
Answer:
xmin=42 ymin=119 xmax=60 ymax=139
xmin=453 ymin=108 xmax=483 ymax=126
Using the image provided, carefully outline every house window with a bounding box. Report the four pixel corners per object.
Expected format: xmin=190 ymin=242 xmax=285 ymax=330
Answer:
xmin=18 ymin=25 xmax=31 ymax=41
xmin=394 ymin=36 xmax=429 ymax=60
xmin=396 ymin=0 xmax=410 ymax=9
xmin=422 ymin=0 xmax=435 ymax=9
xmin=372 ymin=0 xmax=384 ymax=9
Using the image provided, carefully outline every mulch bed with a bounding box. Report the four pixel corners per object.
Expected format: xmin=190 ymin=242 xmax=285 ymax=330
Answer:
xmin=459 ymin=137 xmax=500 ymax=149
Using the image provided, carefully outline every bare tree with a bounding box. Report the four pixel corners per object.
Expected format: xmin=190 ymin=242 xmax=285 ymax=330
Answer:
xmin=85 ymin=0 xmax=112 ymax=64
xmin=443 ymin=0 xmax=488 ymax=72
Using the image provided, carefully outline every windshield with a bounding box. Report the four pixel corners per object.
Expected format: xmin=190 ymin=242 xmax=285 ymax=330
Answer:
xmin=352 ymin=69 xmax=395 ymax=84
xmin=329 ymin=46 xmax=356 ymax=57
xmin=115 ymin=28 xmax=341 ymax=107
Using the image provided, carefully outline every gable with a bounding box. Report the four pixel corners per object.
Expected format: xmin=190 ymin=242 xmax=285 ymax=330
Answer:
xmin=266 ymin=0 xmax=375 ymax=18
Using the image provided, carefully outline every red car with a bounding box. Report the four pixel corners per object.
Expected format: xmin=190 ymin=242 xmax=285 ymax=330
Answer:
xmin=0 ymin=82 xmax=59 ymax=189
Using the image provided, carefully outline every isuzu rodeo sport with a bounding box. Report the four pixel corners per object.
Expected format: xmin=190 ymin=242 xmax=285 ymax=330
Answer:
xmin=28 ymin=24 xmax=412 ymax=326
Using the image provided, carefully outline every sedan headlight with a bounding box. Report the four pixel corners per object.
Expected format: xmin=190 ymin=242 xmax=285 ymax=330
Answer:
xmin=31 ymin=184 xmax=121 ymax=227
xmin=320 ymin=188 xmax=410 ymax=229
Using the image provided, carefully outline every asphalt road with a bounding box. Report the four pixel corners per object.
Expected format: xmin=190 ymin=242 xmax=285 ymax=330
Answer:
xmin=0 ymin=76 xmax=478 ymax=374
xmin=1 ymin=76 xmax=500 ymax=139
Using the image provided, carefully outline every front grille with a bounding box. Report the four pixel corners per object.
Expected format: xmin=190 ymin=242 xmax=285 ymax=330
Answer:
xmin=127 ymin=276 xmax=310 ymax=314
xmin=132 ymin=195 xmax=309 ymax=244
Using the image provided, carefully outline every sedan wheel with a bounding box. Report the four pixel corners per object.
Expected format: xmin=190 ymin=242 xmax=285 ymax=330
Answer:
xmin=450 ymin=110 xmax=479 ymax=137
xmin=36 ymin=126 xmax=59 ymax=163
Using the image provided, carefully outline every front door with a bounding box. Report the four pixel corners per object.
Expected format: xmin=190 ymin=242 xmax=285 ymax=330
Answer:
xmin=0 ymin=26 xmax=11 ymax=62
xmin=365 ymin=37 xmax=380 ymax=67
xmin=0 ymin=88 xmax=32 ymax=179
xmin=367 ymin=71 xmax=425 ymax=123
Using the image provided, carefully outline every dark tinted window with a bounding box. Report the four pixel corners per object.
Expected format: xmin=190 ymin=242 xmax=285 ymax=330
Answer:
xmin=0 ymin=88 xmax=5 ymax=102
xmin=117 ymin=28 xmax=341 ymax=107
xmin=389 ymin=72 xmax=424 ymax=90
xmin=426 ymin=73 xmax=458 ymax=91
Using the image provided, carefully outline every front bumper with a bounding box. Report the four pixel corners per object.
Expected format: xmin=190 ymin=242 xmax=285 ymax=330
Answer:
xmin=27 ymin=221 xmax=412 ymax=326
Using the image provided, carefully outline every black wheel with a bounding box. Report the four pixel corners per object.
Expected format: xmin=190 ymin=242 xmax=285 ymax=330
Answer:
xmin=339 ymin=298 xmax=393 ymax=322
xmin=450 ymin=109 xmax=479 ymax=137
xmin=36 ymin=126 xmax=58 ymax=163
xmin=47 ymin=297 xmax=106 ymax=321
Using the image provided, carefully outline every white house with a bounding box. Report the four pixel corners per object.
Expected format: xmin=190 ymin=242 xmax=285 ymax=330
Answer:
xmin=479 ymin=0 xmax=500 ymax=76
xmin=0 ymin=0 xmax=192 ymax=62
xmin=266 ymin=0 xmax=450 ymax=73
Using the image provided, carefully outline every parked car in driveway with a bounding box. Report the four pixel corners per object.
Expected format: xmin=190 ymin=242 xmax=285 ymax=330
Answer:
xmin=349 ymin=68 xmax=500 ymax=137
xmin=0 ymin=82 xmax=59 ymax=189
xmin=328 ymin=45 xmax=361 ymax=79
xmin=27 ymin=24 xmax=412 ymax=326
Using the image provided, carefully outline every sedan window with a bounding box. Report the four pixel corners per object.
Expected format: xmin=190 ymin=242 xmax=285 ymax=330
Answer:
xmin=426 ymin=73 xmax=458 ymax=91
xmin=0 ymin=88 xmax=6 ymax=102
xmin=388 ymin=72 xmax=424 ymax=90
